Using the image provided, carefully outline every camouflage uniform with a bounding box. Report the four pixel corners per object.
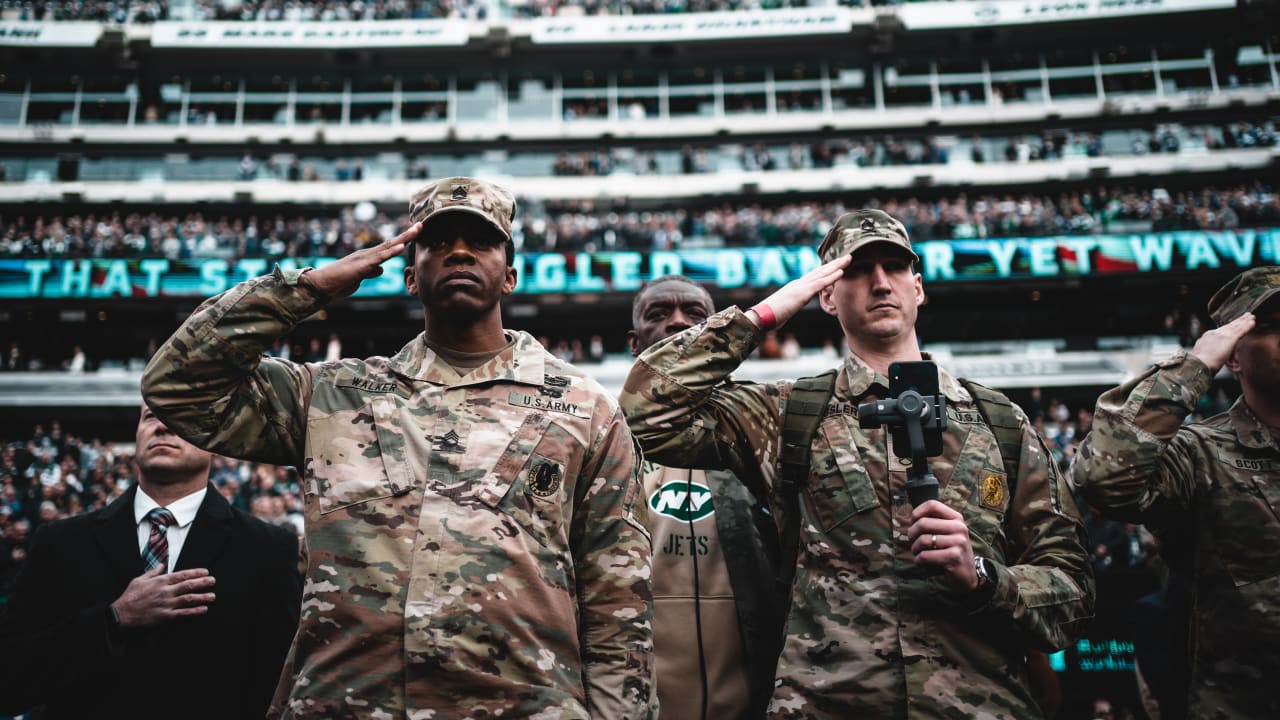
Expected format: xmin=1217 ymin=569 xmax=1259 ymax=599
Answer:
xmin=142 ymin=266 xmax=656 ymax=719
xmin=620 ymin=306 xmax=1094 ymax=719
xmin=1071 ymin=266 xmax=1280 ymax=719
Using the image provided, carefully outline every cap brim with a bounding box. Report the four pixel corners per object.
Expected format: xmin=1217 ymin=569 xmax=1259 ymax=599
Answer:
xmin=417 ymin=206 xmax=511 ymax=242
xmin=1212 ymin=285 xmax=1280 ymax=325
xmin=847 ymin=236 xmax=920 ymax=262
xmin=1253 ymin=286 xmax=1280 ymax=315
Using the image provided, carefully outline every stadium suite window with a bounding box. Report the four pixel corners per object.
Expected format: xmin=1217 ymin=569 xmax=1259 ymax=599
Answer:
xmin=774 ymin=61 xmax=828 ymax=113
xmin=830 ymin=66 xmax=869 ymax=111
xmin=25 ymin=73 xmax=79 ymax=125
xmin=508 ymin=78 xmax=556 ymax=122
xmin=1231 ymin=46 xmax=1277 ymax=88
xmin=1045 ymin=48 xmax=1102 ymax=101
xmin=882 ymin=57 xmax=933 ymax=108
xmin=455 ymin=77 xmax=502 ymax=123
xmin=1153 ymin=47 xmax=1215 ymax=93
xmin=722 ymin=65 xmax=767 ymax=115
xmin=1098 ymin=45 xmax=1158 ymax=96
xmin=240 ymin=73 xmax=290 ymax=124
xmin=665 ymin=67 xmax=715 ymax=118
xmin=348 ymin=73 xmax=395 ymax=124
xmin=296 ymin=76 xmax=342 ymax=124
xmin=617 ymin=68 xmax=661 ymax=120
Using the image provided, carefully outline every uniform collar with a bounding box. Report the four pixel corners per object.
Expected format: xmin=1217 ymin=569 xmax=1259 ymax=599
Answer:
xmin=1229 ymin=397 xmax=1280 ymax=451
xmin=838 ymin=350 xmax=969 ymax=403
xmin=387 ymin=330 xmax=546 ymax=388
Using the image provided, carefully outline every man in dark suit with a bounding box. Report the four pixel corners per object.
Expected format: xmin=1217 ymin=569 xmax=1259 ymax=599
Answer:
xmin=0 ymin=406 xmax=302 ymax=719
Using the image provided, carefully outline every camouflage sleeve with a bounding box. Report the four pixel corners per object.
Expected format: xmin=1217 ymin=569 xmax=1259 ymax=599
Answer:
xmin=141 ymin=267 xmax=320 ymax=466
xmin=572 ymin=407 xmax=658 ymax=719
xmin=982 ymin=406 xmax=1095 ymax=652
xmin=619 ymin=306 xmax=781 ymax=496
xmin=1070 ymin=351 xmax=1211 ymax=523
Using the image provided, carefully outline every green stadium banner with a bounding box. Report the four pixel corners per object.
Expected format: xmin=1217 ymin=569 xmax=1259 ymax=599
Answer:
xmin=1 ymin=229 xmax=1276 ymax=299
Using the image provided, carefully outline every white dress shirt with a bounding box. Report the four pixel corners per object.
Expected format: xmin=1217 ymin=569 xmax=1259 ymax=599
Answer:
xmin=133 ymin=486 xmax=207 ymax=573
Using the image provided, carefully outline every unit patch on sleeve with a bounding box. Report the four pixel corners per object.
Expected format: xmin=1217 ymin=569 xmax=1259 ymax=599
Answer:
xmin=980 ymin=473 xmax=1007 ymax=510
xmin=530 ymin=460 xmax=563 ymax=498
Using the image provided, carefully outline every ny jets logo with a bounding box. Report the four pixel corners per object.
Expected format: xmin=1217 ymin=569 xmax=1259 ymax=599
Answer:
xmin=649 ymin=480 xmax=714 ymax=522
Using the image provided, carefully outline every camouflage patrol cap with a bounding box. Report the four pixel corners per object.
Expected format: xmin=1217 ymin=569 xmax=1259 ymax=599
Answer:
xmin=409 ymin=176 xmax=516 ymax=242
xmin=817 ymin=209 xmax=920 ymax=264
xmin=1207 ymin=265 xmax=1280 ymax=325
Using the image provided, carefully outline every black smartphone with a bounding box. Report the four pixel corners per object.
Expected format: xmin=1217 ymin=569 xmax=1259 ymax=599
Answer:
xmin=887 ymin=360 xmax=944 ymax=458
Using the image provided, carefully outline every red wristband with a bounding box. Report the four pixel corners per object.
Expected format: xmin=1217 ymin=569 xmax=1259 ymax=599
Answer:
xmin=750 ymin=302 xmax=777 ymax=331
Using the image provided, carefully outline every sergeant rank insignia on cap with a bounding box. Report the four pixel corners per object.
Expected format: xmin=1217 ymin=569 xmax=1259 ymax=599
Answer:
xmin=861 ymin=217 xmax=876 ymax=232
xmin=451 ymin=185 xmax=468 ymax=200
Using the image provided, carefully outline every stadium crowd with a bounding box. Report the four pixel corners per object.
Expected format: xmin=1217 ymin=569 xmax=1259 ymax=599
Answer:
xmin=2 ymin=182 xmax=1276 ymax=260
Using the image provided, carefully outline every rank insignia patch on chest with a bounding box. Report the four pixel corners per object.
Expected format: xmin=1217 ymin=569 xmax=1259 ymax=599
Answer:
xmin=530 ymin=461 xmax=562 ymax=497
xmin=980 ymin=473 xmax=1007 ymax=510
xmin=434 ymin=429 xmax=464 ymax=453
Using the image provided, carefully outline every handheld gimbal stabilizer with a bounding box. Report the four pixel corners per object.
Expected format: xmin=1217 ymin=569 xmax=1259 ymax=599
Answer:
xmin=857 ymin=362 xmax=948 ymax=507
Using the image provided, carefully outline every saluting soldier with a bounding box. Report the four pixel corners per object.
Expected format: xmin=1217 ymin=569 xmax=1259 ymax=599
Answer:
xmin=1072 ymin=265 xmax=1280 ymax=719
xmin=621 ymin=209 xmax=1093 ymax=719
xmin=143 ymin=177 xmax=657 ymax=720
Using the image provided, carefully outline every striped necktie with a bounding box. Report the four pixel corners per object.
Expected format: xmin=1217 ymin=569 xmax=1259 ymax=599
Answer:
xmin=142 ymin=507 xmax=176 ymax=573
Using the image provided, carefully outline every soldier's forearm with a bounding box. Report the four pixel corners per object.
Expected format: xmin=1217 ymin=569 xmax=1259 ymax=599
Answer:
xmin=576 ymin=533 xmax=656 ymax=718
xmin=621 ymin=307 xmax=761 ymax=462
xmin=1072 ymin=353 xmax=1210 ymax=517
xmin=628 ymin=306 xmax=760 ymax=395
xmin=996 ymin=561 xmax=1095 ymax=652
xmin=142 ymin=267 xmax=318 ymax=462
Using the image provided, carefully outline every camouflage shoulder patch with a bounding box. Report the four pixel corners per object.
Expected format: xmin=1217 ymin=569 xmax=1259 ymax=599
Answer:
xmin=980 ymin=472 xmax=1007 ymax=510
xmin=529 ymin=460 xmax=563 ymax=497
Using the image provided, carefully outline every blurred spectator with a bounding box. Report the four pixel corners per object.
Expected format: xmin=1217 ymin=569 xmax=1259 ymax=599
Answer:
xmin=238 ymin=152 xmax=258 ymax=181
xmin=758 ymin=331 xmax=782 ymax=359
xmin=1 ymin=342 xmax=25 ymax=372
xmin=303 ymin=338 xmax=324 ymax=362
xmin=780 ymin=332 xmax=801 ymax=360
xmin=65 ymin=346 xmax=87 ymax=374
xmin=587 ymin=335 xmax=606 ymax=363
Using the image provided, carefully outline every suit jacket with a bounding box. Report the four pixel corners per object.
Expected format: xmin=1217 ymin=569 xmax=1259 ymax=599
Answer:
xmin=0 ymin=484 xmax=302 ymax=720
